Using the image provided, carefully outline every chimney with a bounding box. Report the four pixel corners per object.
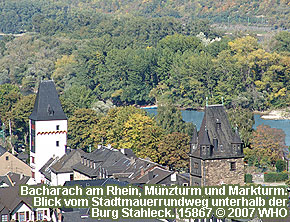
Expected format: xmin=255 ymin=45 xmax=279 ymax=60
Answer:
xmin=213 ymin=138 xmax=218 ymax=150
xmin=148 ymin=171 xmax=153 ymax=180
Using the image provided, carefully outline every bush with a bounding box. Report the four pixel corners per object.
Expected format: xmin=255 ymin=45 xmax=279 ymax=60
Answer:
xmin=276 ymin=160 xmax=286 ymax=172
xmin=244 ymin=174 xmax=253 ymax=183
xmin=264 ymin=172 xmax=288 ymax=182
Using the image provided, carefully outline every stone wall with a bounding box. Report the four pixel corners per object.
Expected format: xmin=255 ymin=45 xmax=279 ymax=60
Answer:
xmin=202 ymin=158 xmax=244 ymax=186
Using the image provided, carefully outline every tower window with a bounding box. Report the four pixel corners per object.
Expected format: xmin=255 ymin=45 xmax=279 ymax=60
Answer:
xmin=194 ymin=162 xmax=199 ymax=169
xmin=230 ymin=162 xmax=236 ymax=171
xmin=56 ymin=125 xmax=60 ymax=130
xmin=56 ymin=141 xmax=59 ymax=147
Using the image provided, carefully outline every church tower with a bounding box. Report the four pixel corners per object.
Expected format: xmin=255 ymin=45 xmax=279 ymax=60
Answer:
xmin=29 ymin=80 xmax=67 ymax=183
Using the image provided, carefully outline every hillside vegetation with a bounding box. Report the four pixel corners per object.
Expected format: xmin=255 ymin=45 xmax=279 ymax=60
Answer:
xmin=0 ymin=0 xmax=289 ymax=34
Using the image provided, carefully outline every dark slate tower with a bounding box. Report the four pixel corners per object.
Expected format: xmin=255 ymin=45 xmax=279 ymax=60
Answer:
xmin=29 ymin=80 xmax=67 ymax=183
xmin=189 ymin=105 xmax=244 ymax=186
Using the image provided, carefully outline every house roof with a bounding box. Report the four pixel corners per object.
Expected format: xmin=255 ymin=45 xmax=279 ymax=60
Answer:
xmin=0 ymin=186 xmax=33 ymax=212
xmin=130 ymin=166 xmax=172 ymax=184
xmin=6 ymin=172 xmax=30 ymax=186
xmin=40 ymin=157 xmax=58 ymax=181
xmin=64 ymin=178 xmax=129 ymax=188
xmin=29 ymin=80 xmax=67 ymax=121
xmin=0 ymin=145 xmax=6 ymax=156
xmin=50 ymin=149 xmax=84 ymax=174
xmin=193 ymin=105 xmax=243 ymax=159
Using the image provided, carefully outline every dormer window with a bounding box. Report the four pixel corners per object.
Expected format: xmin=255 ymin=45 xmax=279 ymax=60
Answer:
xmin=47 ymin=104 xmax=54 ymax=116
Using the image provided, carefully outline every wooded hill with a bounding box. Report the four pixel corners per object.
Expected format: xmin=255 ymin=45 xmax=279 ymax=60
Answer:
xmin=0 ymin=0 xmax=289 ymax=34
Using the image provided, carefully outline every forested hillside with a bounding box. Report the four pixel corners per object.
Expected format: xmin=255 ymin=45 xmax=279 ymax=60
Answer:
xmin=0 ymin=0 xmax=289 ymax=34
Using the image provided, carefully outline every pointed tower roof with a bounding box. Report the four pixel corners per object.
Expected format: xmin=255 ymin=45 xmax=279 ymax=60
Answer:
xmin=190 ymin=127 xmax=198 ymax=145
xmin=232 ymin=128 xmax=242 ymax=144
xmin=29 ymin=80 xmax=67 ymax=121
xmin=200 ymin=129 xmax=211 ymax=146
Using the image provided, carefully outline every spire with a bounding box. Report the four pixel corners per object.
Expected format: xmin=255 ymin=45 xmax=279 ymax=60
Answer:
xmin=232 ymin=127 xmax=242 ymax=144
xmin=200 ymin=128 xmax=211 ymax=146
xmin=190 ymin=127 xmax=198 ymax=145
xmin=29 ymin=80 xmax=67 ymax=121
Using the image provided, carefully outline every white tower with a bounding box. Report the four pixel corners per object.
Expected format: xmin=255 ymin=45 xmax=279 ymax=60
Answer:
xmin=29 ymin=80 xmax=67 ymax=183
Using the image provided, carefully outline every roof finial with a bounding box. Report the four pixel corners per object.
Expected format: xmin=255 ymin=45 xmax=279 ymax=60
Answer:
xmin=221 ymin=97 xmax=224 ymax=106
xmin=206 ymin=97 xmax=208 ymax=107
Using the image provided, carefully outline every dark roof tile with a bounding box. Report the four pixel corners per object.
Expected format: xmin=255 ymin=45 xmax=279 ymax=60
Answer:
xmin=29 ymin=80 xmax=67 ymax=121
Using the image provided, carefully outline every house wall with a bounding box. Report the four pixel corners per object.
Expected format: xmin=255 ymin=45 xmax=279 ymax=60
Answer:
xmin=11 ymin=202 xmax=33 ymax=221
xmin=0 ymin=207 xmax=10 ymax=222
xmin=202 ymin=158 xmax=245 ymax=186
xmin=0 ymin=152 xmax=31 ymax=176
xmin=30 ymin=119 xmax=67 ymax=183
xmin=73 ymin=170 xmax=91 ymax=180
xmin=51 ymin=171 xmax=72 ymax=186
xmin=11 ymin=203 xmax=51 ymax=222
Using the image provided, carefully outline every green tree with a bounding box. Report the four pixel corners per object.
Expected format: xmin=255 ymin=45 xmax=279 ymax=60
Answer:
xmin=68 ymin=108 xmax=100 ymax=150
xmin=158 ymin=132 xmax=190 ymax=171
xmin=0 ymin=84 xmax=21 ymax=124
xmin=271 ymin=31 xmax=290 ymax=53
xmin=120 ymin=113 xmax=164 ymax=162
xmin=245 ymin=125 xmax=287 ymax=169
xmin=9 ymin=94 xmax=35 ymax=145
xmin=227 ymin=107 xmax=255 ymax=147
xmin=156 ymin=104 xmax=194 ymax=136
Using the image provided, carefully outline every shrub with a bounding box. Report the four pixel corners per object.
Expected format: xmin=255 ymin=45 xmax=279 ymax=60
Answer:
xmin=276 ymin=160 xmax=286 ymax=172
xmin=264 ymin=172 xmax=288 ymax=182
xmin=244 ymin=174 xmax=253 ymax=183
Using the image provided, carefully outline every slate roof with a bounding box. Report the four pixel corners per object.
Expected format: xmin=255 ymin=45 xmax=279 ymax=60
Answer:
xmin=131 ymin=167 xmax=172 ymax=185
xmin=0 ymin=145 xmax=6 ymax=156
xmin=50 ymin=149 xmax=84 ymax=174
xmin=0 ymin=186 xmax=33 ymax=212
xmin=39 ymin=157 xmax=58 ymax=181
xmin=5 ymin=172 xmax=31 ymax=186
xmin=192 ymin=105 xmax=243 ymax=159
xmin=64 ymin=178 xmax=129 ymax=187
xmin=72 ymin=147 xmax=133 ymax=178
xmin=29 ymin=80 xmax=67 ymax=121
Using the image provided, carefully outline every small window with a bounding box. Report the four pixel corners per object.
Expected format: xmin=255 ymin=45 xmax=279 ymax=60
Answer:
xmin=194 ymin=182 xmax=199 ymax=186
xmin=44 ymin=210 xmax=47 ymax=216
xmin=183 ymin=183 xmax=189 ymax=186
xmin=31 ymin=156 xmax=35 ymax=164
xmin=230 ymin=162 xmax=236 ymax=171
xmin=6 ymin=156 xmax=9 ymax=161
xmin=32 ymin=171 xmax=35 ymax=179
xmin=56 ymin=125 xmax=60 ymax=130
xmin=194 ymin=162 xmax=198 ymax=169
xmin=26 ymin=211 xmax=30 ymax=220
xmin=56 ymin=141 xmax=59 ymax=147
xmin=1 ymin=214 xmax=8 ymax=222
xmin=70 ymin=174 xmax=74 ymax=181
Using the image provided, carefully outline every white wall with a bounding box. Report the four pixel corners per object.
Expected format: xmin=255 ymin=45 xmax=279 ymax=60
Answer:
xmin=51 ymin=172 xmax=72 ymax=186
xmin=30 ymin=119 xmax=67 ymax=183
